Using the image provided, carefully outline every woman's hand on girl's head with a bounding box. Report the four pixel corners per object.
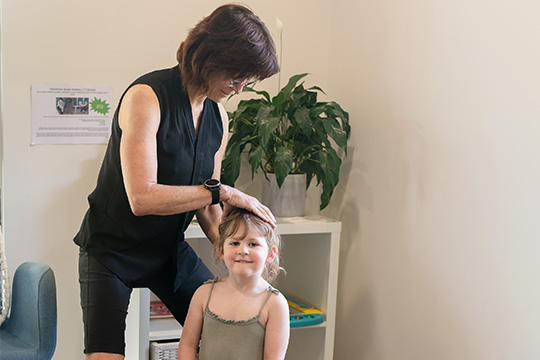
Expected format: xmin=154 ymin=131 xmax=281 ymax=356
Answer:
xmin=222 ymin=186 xmax=277 ymax=229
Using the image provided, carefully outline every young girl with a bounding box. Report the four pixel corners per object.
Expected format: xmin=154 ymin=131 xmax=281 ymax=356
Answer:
xmin=178 ymin=209 xmax=290 ymax=360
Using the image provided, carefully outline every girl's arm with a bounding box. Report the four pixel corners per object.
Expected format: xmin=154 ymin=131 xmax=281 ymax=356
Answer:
xmin=177 ymin=285 xmax=209 ymax=360
xmin=263 ymin=292 xmax=290 ymax=360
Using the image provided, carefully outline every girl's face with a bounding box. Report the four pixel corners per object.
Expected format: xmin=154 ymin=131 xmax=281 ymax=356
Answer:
xmin=219 ymin=224 xmax=275 ymax=279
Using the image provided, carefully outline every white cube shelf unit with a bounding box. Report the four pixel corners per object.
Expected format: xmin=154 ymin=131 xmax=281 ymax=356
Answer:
xmin=125 ymin=216 xmax=341 ymax=360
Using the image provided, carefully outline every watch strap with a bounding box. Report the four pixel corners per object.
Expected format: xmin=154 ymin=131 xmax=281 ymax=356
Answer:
xmin=204 ymin=179 xmax=221 ymax=205
xmin=209 ymin=187 xmax=219 ymax=205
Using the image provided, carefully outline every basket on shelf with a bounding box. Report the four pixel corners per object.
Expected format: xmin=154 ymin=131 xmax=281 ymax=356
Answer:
xmin=150 ymin=340 xmax=179 ymax=360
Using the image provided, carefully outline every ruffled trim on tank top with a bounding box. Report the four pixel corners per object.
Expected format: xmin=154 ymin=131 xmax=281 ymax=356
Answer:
xmin=203 ymin=278 xmax=280 ymax=326
xmin=204 ymin=308 xmax=261 ymax=325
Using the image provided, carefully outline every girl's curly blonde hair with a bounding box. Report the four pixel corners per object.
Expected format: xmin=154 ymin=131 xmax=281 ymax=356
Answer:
xmin=214 ymin=209 xmax=284 ymax=283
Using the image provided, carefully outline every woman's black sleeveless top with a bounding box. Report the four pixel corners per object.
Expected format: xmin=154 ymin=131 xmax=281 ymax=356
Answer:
xmin=74 ymin=66 xmax=223 ymax=285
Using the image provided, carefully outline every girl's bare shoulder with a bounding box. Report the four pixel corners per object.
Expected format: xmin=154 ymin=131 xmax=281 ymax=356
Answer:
xmin=191 ymin=281 xmax=216 ymax=303
xmin=268 ymin=289 xmax=288 ymax=308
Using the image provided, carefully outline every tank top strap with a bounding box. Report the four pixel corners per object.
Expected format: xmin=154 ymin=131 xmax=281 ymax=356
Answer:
xmin=257 ymin=286 xmax=280 ymax=318
xmin=204 ymin=278 xmax=219 ymax=310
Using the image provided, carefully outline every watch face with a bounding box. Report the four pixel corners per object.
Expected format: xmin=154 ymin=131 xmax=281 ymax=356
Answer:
xmin=205 ymin=179 xmax=220 ymax=187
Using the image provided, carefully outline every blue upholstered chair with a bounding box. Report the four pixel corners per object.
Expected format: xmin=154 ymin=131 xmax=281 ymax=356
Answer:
xmin=0 ymin=262 xmax=57 ymax=360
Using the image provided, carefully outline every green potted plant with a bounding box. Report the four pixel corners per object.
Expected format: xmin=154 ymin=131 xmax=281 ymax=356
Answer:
xmin=222 ymin=73 xmax=351 ymax=213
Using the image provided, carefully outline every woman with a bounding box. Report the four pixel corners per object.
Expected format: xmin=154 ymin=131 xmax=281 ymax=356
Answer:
xmin=73 ymin=4 xmax=279 ymax=359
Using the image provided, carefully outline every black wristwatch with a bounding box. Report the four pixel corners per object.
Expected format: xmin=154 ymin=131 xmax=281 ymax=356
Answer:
xmin=204 ymin=179 xmax=221 ymax=205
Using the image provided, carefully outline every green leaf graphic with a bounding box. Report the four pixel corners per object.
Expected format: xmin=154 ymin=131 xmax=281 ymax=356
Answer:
xmin=90 ymin=97 xmax=110 ymax=115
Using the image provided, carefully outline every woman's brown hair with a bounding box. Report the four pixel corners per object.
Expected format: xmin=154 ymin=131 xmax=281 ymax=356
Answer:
xmin=176 ymin=3 xmax=279 ymax=95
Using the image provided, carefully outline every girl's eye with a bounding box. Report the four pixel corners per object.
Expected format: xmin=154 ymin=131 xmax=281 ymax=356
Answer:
xmin=249 ymin=242 xmax=260 ymax=247
xmin=229 ymin=241 xmax=240 ymax=246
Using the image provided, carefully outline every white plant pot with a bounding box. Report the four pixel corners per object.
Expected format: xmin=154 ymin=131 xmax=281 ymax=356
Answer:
xmin=262 ymin=173 xmax=306 ymax=217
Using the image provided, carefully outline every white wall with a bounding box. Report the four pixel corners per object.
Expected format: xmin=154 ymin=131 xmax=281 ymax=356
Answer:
xmin=1 ymin=0 xmax=331 ymax=359
xmin=327 ymin=0 xmax=540 ymax=359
